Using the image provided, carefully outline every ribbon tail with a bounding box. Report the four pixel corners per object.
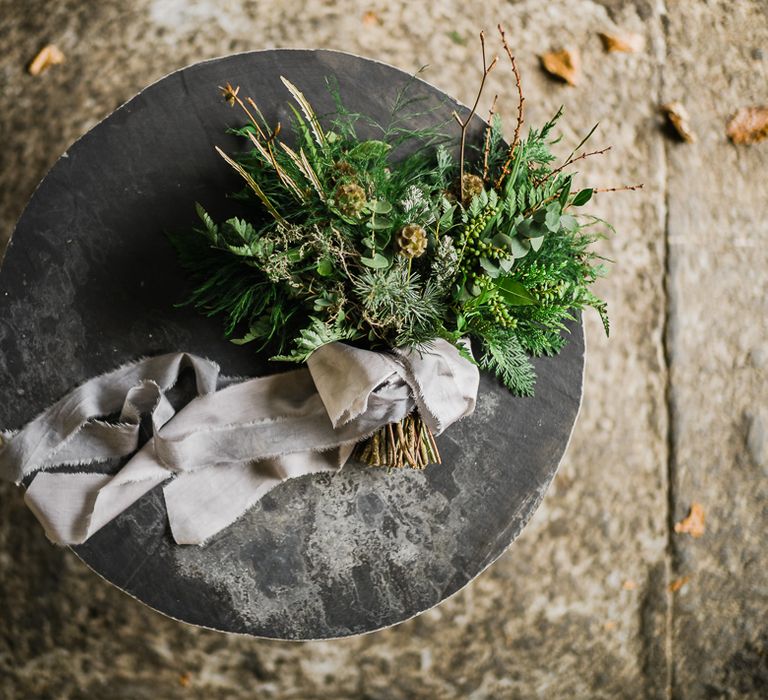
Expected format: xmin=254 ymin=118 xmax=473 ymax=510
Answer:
xmin=23 ymin=440 xmax=173 ymax=545
xmin=163 ymin=450 xmax=346 ymax=545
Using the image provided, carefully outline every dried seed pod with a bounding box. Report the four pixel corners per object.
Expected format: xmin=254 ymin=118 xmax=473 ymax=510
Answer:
xmin=397 ymin=223 xmax=428 ymax=258
xmin=334 ymin=182 xmax=367 ymax=218
xmin=332 ymin=160 xmax=357 ymax=178
xmin=462 ymin=173 xmax=484 ymax=200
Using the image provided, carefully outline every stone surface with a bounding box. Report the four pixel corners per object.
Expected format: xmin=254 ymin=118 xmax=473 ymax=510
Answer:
xmin=662 ymin=2 xmax=768 ymax=697
xmin=0 ymin=0 xmax=765 ymax=697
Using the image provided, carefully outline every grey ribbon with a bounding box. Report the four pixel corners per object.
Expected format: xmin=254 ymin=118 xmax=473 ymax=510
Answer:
xmin=0 ymin=340 xmax=478 ymax=546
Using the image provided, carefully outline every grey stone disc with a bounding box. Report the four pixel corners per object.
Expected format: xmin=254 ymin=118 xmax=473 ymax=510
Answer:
xmin=0 ymin=50 xmax=584 ymax=639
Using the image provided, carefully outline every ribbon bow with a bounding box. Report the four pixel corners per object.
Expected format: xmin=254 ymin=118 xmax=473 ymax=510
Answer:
xmin=0 ymin=340 xmax=478 ymax=545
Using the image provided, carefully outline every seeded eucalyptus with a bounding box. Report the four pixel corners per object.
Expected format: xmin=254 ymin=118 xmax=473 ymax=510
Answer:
xmin=170 ymin=26 xmax=634 ymax=469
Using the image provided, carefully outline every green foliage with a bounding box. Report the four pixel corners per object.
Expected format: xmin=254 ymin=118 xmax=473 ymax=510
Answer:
xmin=171 ymin=73 xmax=616 ymax=395
xmin=478 ymin=327 xmax=536 ymax=396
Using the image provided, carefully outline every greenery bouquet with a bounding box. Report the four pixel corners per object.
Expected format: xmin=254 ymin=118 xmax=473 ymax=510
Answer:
xmin=170 ymin=26 xmax=631 ymax=470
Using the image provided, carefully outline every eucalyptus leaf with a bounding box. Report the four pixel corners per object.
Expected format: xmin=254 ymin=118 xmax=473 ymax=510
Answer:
xmin=510 ymin=237 xmax=531 ymax=259
xmin=516 ymin=219 xmax=545 ymax=239
xmin=492 ymin=232 xmax=516 ymax=251
xmin=479 ymin=256 xmax=500 ymax=278
xmin=560 ymin=214 xmax=578 ymax=232
xmin=360 ymin=253 xmax=390 ymax=269
xmin=365 ymin=217 xmax=392 ymax=230
xmin=499 ymin=257 xmax=515 ymax=273
xmin=529 ymin=235 xmax=545 ymax=252
xmin=545 ymin=202 xmax=562 ymax=232
xmin=367 ymin=199 xmax=393 ymax=214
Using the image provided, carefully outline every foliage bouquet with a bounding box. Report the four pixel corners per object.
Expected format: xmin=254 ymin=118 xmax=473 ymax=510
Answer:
xmin=170 ymin=26 xmax=628 ymax=470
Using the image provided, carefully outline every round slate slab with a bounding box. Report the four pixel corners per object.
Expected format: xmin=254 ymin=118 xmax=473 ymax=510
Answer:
xmin=0 ymin=50 xmax=584 ymax=639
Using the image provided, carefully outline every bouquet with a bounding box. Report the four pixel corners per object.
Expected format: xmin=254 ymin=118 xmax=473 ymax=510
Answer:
xmin=170 ymin=27 xmax=628 ymax=470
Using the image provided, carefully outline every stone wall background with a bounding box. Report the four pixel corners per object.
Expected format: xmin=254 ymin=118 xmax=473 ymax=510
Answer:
xmin=0 ymin=1 xmax=766 ymax=698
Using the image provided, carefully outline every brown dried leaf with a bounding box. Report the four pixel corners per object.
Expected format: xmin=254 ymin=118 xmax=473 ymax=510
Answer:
xmin=674 ymin=502 xmax=705 ymax=538
xmin=668 ymin=576 xmax=690 ymax=593
xmin=727 ymin=106 xmax=768 ymax=145
xmin=28 ymin=44 xmax=65 ymax=76
xmin=178 ymin=673 xmax=191 ymax=687
xmin=540 ymin=48 xmax=581 ymax=86
xmin=598 ymin=31 xmax=644 ymax=53
xmin=661 ymin=102 xmax=696 ymax=143
xmin=362 ymin=10 xmax=381 ymax=26
xmin=622 ymin=579 xmax=638 ymax=591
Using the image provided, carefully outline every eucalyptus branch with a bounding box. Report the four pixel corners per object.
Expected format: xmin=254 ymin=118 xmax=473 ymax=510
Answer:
xmin=452 ymin=31 xmax=498 ymax=203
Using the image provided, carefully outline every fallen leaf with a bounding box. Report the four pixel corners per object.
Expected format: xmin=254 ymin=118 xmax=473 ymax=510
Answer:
xmin=598 ymin=31 xmax=644 ymax=53
xmin=540 ymin=48 xmax=581 ymax=86
xmin=603 ymin=620 xmax=617 ymax=631
xmin=178 ymin=673 xmax=191 ymax=687
xmin=622 ymin=579 xmax=638 ymax=591
xmin=661 ymin=102 xmax=696 ymax=143
xmin=674 ymin=502 xmax=705 ymax=538
xmin=727 ymin=106 xmax=768 ymax=144
xmin=362 ymin=10 xmax=381 ymax=26
xmin=28 ymin=44 xmax=65 ymax=76
xmin=668 ymin=576 xmax=690 ymax=593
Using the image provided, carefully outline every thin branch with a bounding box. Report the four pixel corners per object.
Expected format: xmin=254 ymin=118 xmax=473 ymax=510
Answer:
xmin=494 ymin=24 xmax=525 ymax=189
xmin=593 ymin=183 xmax=644 ymax=193
xmin=482 ymin=94 xmax=499 ymax=182
xmin=454 ymin=31 xmax=498 ymax=203
xmin=543 ymin=146 xmax=612 ymax=185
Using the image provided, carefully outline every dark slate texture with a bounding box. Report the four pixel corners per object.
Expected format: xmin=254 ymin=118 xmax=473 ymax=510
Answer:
xmin=0 ymin=50 xmax=583 ymax=639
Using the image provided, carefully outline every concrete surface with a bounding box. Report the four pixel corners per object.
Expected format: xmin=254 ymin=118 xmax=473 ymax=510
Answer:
xmin=0 ymin=0 xmax=765 ymax=697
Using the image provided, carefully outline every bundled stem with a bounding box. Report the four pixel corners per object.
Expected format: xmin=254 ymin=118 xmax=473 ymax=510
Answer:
xmin=353 ymin=412 xmax=441 ymax=469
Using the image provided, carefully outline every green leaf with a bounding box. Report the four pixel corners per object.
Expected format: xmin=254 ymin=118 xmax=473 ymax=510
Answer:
xmin=479 ymin=256 xmax=500 ymax=278
xmin=516 ymin=218 xmax=546 ymax=239
xmin=559 ymin=214 xmax=578 ymax=232
xmin=347 ymin=140 xmax=391 ymax=161
xmin=316 ymin=258 xmax=334 ymax=277
xmin=509 ymin=237 xmax=531 ymax=259
xmin=492 ymin=232 xmax=516 ymax=252
xmin=499 ymin=257 xmax=515 ymax=273
xmin=438 ymin=205 xmax=456 ymax=230
xmin=558 ymin=177 xmax=572 ymax=208
xmin=571 ymin=188 xmax=594 ymax=207
xmin=496 ymin=278 xmax=537 ymax=306
xmin=529 ymin=235 xmax=545 ymax=252
xmin=545 ymin=202 xmax=562 ymax=232
xmin=365 ymin=217 xmax=392 ymax=230
xmin=366 ymin=199 xmax=393 ymax=214
xmin=230 ymin=328 xmax=259 ymax=346
xmin=195 ymin=203 xmax=219 ymax=241
xmin=360 ymin=253 xmax=390 ymax=269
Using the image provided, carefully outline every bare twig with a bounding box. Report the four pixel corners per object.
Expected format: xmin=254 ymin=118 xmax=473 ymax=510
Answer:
xmin=546 ymin=146 xmax=612 ymax=182
xmin=453 ymin=31 xmax=498 ymax=203
xmin=494 ymin=24 xmax=525 ymax=189
xmin=593 ymin=183 xmax=644 ymax=193
xmin=482 ymin=94 xmax=499 ymax=182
